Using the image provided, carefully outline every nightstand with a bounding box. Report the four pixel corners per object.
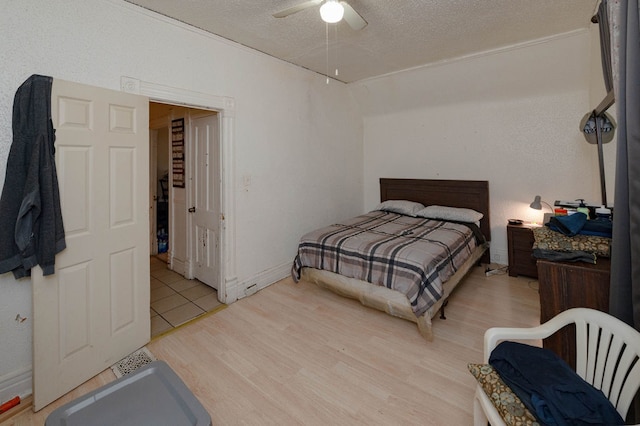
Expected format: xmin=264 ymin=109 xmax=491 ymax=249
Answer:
xmin=507 ymin=223 xmax=539 ymax=278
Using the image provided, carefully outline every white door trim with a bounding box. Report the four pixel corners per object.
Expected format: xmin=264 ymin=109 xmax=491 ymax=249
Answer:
xmin=121 ymin=76 xmax=238 ymax=303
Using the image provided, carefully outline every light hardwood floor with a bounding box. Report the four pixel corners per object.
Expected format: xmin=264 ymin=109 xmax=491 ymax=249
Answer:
xmin=5 ymin=265 xmax=540 ymax=425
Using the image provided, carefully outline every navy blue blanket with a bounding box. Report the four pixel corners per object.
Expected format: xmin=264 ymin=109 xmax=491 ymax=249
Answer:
xmin=547 ymin=213 xmax=612 ymax=238
xmin=489 ymin=341 xmax=623 ymax=426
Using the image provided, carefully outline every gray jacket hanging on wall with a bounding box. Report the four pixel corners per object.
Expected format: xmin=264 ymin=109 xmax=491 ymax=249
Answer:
xmin=0 ymin=74 xmax=66 ymax=279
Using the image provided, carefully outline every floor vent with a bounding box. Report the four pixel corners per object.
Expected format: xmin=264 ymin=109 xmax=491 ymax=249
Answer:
xmin=110 ymin=347 xmax=157 ymax=378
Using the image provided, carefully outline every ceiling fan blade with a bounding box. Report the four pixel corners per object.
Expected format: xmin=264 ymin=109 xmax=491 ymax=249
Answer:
xmin=340 ymin=1 xmax=367 ymax=30
xmin=273 ymin=0 xmax=323 ymax=18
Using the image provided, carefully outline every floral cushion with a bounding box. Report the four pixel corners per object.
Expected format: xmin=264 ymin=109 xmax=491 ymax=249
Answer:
xmin=468 ymin=363 xmax=540 ymax=426
xmin=532 ymin=226 xmax=611 ymax=257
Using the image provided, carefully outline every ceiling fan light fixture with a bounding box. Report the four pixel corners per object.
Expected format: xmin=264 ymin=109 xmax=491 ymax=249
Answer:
xmin=320 ymin=0 xmax=344 ymax=23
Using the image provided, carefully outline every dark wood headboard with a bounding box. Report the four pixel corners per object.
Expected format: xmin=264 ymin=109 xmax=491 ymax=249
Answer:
xmin=380 ymin=178 xmax=491 ymax=247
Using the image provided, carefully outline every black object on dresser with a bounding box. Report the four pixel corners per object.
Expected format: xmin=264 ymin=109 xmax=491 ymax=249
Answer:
xmin=537 ymin=258 xmax=611 ymax=370
xmin=507 ymin=223 xmax=538 ymax=278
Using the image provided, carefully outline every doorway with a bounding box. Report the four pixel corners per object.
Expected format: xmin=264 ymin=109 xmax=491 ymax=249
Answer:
xmin=148 ymin=102 xmax=222 ymax=336
xmin=122 ymin=75 xmax=238 ymax=305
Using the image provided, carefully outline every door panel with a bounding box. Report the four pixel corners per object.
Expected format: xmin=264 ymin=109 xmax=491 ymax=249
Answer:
xmin=32 ymin=79 xmax=149 ymax=411
xmin=191 ymin=115 xmax=220 ymax=289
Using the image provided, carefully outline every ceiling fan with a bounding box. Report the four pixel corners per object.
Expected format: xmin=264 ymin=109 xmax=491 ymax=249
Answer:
xmin=273 ymin=0 xmax=368 ymax=30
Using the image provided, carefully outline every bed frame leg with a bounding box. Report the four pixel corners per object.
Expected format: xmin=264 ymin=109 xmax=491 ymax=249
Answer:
xmin=439 ymin=300 xmax=448 ymax=319
xmin=416 ymin=315 xmax=434 ymax=342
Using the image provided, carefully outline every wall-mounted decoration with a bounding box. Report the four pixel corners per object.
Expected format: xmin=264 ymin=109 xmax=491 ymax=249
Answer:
xmin=171 ymin=118 xmax=185 ymax=188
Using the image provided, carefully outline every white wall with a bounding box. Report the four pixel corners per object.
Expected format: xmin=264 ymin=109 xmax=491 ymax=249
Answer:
xmin=0 ymin=0 xmax=363 ymax=401
xmin=350 ymin=30 xmax=604 ymax=264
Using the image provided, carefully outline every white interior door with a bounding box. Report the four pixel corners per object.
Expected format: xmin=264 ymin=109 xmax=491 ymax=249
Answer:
xmin=190 ymin=114 xmax=220 ymax=289
xmin=32 ymin=78 xmax=149 ymax=411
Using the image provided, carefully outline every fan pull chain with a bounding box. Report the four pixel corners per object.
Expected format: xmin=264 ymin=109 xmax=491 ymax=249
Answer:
xmin=325 ymin=23 xmax=340 ymax=83
xmin=334 ymin=24 xmax=339 ymax=77
xmin=326 ymin=23 xmax=330 ymax=84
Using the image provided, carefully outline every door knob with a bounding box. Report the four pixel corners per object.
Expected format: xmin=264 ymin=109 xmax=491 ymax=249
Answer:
xmin=188 ymin=207 xmax=196 ymax=213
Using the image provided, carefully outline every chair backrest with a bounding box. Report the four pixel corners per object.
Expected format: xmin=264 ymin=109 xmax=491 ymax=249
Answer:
xmin=563 ymin=308 xmax=640 ymax=419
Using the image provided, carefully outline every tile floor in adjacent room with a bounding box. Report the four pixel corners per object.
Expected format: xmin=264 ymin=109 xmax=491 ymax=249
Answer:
xmin=150 ymin=256 xmax=224 ymax=338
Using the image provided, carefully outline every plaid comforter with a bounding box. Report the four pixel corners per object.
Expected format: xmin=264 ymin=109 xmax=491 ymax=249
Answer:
xmin=292 ymin=211 xmax=479 ymax=317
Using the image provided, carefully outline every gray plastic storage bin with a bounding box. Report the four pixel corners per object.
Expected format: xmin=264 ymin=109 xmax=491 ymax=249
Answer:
xmin=45 ymin=360 xmax=211 ymax=426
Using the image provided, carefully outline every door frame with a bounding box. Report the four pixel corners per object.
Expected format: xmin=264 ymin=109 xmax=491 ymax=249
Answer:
xmin=122 ymin=76 xmax=238 ymax=303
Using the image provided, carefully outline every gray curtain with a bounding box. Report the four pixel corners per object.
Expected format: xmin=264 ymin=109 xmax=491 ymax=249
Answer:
xmin=597 ymin=0 xmax=614 ymax=92
xmin=609 ymin=0 xmax=640 ymax=331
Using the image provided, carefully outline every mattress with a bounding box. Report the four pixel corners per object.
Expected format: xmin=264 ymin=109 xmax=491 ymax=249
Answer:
xmin=292 ymin=210 xmax=482 ymax=317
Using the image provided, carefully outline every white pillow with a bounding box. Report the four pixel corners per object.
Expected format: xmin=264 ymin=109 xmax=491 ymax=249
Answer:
xmin=373 ymin=200 xmax=425 ymax=217
xmin=416 ymin=205 xmax=484 ymax=223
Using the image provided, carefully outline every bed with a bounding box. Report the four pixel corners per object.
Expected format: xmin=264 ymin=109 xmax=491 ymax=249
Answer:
xmin=291 ymin=178 xmax=491 ymax=341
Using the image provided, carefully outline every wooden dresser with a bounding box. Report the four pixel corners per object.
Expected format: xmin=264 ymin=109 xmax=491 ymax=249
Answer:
xmin=537 ymin=258 xmax=611 ymax=369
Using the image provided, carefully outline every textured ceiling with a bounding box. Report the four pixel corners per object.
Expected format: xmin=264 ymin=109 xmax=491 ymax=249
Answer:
xmin=125 ymin=0 xmax=599 ymax=83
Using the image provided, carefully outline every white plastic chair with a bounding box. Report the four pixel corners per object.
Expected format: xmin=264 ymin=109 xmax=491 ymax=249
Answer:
xmin=473 ymin=307 xmax=640 ymax=426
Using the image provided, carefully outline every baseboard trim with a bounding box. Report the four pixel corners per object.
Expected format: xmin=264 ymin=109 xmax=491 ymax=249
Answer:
xmin=230 ymin=262 xmax=291 ymax=302
xmin=0 ymin=367 xmax=31 ymax=408
xmin=169 ymin=256 xmax=187 ymax=277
